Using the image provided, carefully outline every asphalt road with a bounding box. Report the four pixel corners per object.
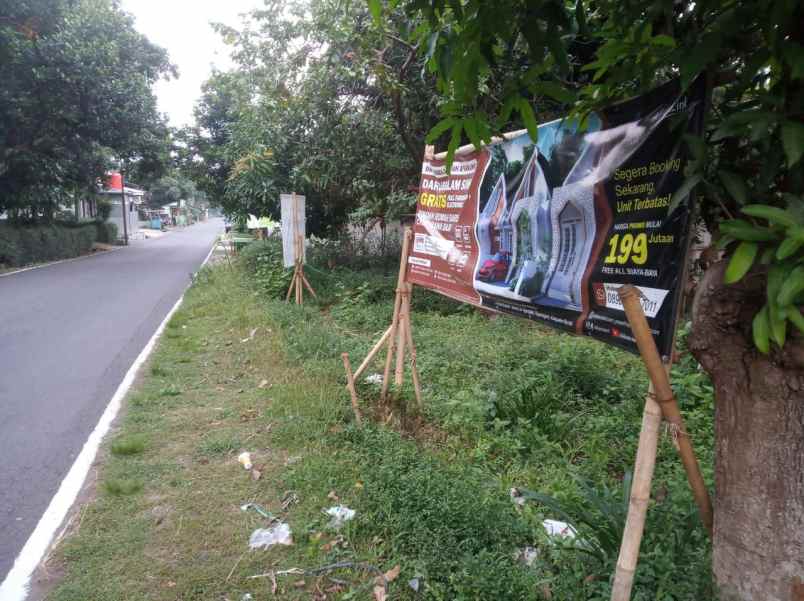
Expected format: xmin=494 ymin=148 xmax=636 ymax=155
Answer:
xmin=0 ymin=218 xmax=222 ymax=582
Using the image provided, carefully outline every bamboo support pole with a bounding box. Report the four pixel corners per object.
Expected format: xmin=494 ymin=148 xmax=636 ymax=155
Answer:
xmin=286 ymin=264 xmax=296 ymax=302
xmin=394 ymin=289 xmax=410 ymax=386
xmin=403 ymin=297 xmax=423 ymax=409
xmin=353 ymin=326 xmax=394 ymax=382
xmin=341 ymin=353 xmax=363 ymax=426
xmin=295 ymin=234 xmax=303 ymax=305
xmin=611 ymin=381 xmax=663 ymax=601
xmin=381 ymin=228 xmax=412 ymax=401
xmin=380 ymin=289 xmax=401 ymax=401
xmin=302 ymin=274 xmax=317 ymax=299
xmin=618 ymin=285 xmax=714 ymax=535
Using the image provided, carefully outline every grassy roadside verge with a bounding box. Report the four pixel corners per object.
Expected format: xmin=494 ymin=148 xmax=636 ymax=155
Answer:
xmin=46 ymin=252 xmax=716 ymax=600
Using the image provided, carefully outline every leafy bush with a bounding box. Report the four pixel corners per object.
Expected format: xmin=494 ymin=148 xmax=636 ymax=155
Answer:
xmin=95 ymin=221 xmax=118 ymax=244
xmin=0 ymin=221 xmax=99 ymax=267
xmin=238 ymin=238 xmax=292 ymax=298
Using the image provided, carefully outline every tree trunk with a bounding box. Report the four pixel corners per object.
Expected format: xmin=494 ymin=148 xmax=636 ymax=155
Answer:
xmin=689 ymin=261 xmax=804 ymax=601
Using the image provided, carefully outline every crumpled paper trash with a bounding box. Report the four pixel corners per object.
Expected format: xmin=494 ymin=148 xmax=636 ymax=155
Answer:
xmin=238 ymin=452 xmax=253 ymax=470
xmin=249 ymin=522 xmax=293 ymax=549
xmin=365 ymin=373 xmax=383 ymax=385
xmin=542 ymin=518 xmax=577 ymax=539
xmin=324 ymin=505 xmax=355 ymax=529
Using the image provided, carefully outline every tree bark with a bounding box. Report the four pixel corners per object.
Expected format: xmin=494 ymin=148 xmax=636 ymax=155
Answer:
xmin=689 ymin=261 xmax=804 ymax=601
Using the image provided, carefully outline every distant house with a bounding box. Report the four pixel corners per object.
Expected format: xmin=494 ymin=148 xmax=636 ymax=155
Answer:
xmin=98 ymin=172 xmax=145 ymax=240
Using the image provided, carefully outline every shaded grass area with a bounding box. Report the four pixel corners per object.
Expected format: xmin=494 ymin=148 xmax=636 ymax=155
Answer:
xmin=48 ymin=247 xmax=716 ymax=600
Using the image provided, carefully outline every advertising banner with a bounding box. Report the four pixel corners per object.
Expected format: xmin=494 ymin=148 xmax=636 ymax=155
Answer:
xmin=408 ymin=78 xmax=706 ymax=356
xmin=280 ymin=193 xmax=305 ymax=268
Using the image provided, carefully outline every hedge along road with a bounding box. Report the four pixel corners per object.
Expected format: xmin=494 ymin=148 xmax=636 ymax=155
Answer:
xmin=0 ymin=218 xmax=222 ymax=591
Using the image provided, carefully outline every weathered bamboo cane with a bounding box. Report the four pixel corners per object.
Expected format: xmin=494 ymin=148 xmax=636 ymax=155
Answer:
xmin=286 ymin=265 xmax=297 ymax=302
xmin=403 ymin=292 xmax=423 ymax=409
xmin=611 ymin=381 xmax=663 ymax=601
xmin=380 ymin=289 xmax=401 ymax=401
xmin=381 ymin=228 xmax=412 ymax=401
xmin=341 ymin=352 xmax=363 ymax=426
xmin=394 ymin=288 xmax=410 ymax=386
xmin=302 ymin=273 xmax=317 ymax=299
xmin=618 ymin=285 xmax=713 ymax=533
xmin=353 ymin=326 xmax=394 ymax=382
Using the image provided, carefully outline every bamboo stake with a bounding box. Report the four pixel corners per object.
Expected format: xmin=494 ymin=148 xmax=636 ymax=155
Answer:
xmin=380 ymin=290 xmax=401 ymax=402
xmin=403 ymin=297 xmax=423 ymax=409
xmin=301 ymin=274 xmax=317 ymax=299
xmin=341 ymin=353 xmax=363 ymax=426
xmin=394 ymin=289 xmax=409 ymax=386
xmin=286 ymin=267 xmax=296 ymax=302
xmin=295 ymin=235 xmax=303 ymax=305
xmin=353 ymin=326 xmax=394 ymax=382
xmin=611 ymin=381 xmax=663 ymax=601
xmin=618 ymin=285 xmax=713 ymax=534
xmin=381 ymin=228 xmax=412 ymax=401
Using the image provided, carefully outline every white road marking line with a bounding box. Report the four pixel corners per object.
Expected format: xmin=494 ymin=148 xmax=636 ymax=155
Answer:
xmin=0 ymin=238 xmax=218 ymax=601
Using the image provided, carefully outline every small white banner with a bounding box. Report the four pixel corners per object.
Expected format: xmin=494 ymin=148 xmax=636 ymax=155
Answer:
xmin=597 ymin=284 xmax=670 ymax=318
xmin=408 ymin=256 xmax=431 ymax=268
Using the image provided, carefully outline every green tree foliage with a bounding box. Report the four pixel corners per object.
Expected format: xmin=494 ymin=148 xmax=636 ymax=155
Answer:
xmin=0 ymin=0 xmax=175 ymax=222
xmin=185 ymin=0 xmax=446 ymax=235
xmin=147 ymin=174 xmax=201 ymax=209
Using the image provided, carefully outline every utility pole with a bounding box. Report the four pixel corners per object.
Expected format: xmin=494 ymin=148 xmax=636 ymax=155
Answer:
xmin=119 ymin=160 xmax=129 ymax=246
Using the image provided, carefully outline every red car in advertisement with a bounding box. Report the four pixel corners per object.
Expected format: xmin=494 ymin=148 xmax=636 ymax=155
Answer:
xmin=478 ymin=251 xmax=510 ymax=282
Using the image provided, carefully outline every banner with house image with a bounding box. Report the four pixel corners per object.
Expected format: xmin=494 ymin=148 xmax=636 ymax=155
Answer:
xmin=408 ymin=77 xmax=706 ymax=356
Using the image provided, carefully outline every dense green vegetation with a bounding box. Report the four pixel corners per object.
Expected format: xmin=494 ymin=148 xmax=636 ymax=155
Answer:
xmin=241 ymin=237 xmax=716 ymax=599
xmin=0 ymin=220 xmax=116 ymax=267
xmin=49 ymin=253 xmax=715 ymax=600
xmin=0 ymin=0 xmax=173 ymax=222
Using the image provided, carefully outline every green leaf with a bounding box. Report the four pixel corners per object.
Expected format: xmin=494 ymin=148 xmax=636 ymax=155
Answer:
xmin=518 ymin=97 xmax=539 ymax=143
xmin=719 ymin=171 xmax=749 ymax=205
xmin=786 ymin=307 xmax=804 ymax=334
xmin=575 ymin=0 xmax=589 ymax=37
xmin=684 ymin=134 xmax=706 ymax=164
xmin=445 ymin=121 xmax=463 ymax=170
xmin=741 ymin=204 xmax=799 ymax=228
xmin=651 ymin=34 xmax=676 ymax=48
xmin=368 ymin=0 xmax=381 ymax=24
xmin=668 ymin=173 xmax=702 ymax=214
xmin=547 ymin=28 xmax=570 ymax=76
xmin=777 ymin=266 xmax=804 ymax=306
xmin=426 ymin=117 xmax=455 ymax=144
xmin=767 ymin=265 xmax=787 ymax=347
xmin=680 ymin=33 xmax=721 ymax=88
xmin=781 ymin=122 xmax=804 ymax=167
xmin=752 ymin=305 xmax=770 ymax=354
xmin=776 ymin=237 xmax=803 ymax=260
xmin=719 ymin=219 xmax=777 ymax=242
xmin=724 ymin=241 xmax=759 ymax=284
xmin=532 ymin=81 xmax=575 ymax=104
xmin=463 ymin=116 xmax=481 ymax=150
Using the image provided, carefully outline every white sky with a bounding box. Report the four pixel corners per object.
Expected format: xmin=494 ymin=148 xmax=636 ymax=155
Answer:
xmin=120 ymin=0 xmax=264 ymax=128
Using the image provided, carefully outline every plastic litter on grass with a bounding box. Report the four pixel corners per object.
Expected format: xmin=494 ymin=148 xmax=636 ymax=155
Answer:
xmin=324 ymin=505 xmax=355 ymax=529
xmin=238 ymin=451 xmax=253 ymax=470
xmin=249 ymin=523 xmax=293 ymax=549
